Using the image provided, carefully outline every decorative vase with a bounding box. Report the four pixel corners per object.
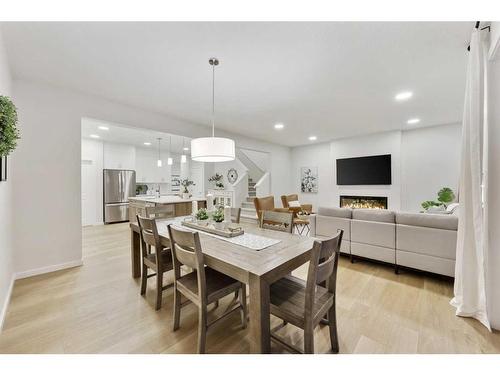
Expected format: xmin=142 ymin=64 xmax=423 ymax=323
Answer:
xmin=214 ymin=221 xmax=225 ymax=230
xmin=197 ymin=219 xmax=208 ymax=226
xmin=182 ymin=192 xmax=190 ymax=199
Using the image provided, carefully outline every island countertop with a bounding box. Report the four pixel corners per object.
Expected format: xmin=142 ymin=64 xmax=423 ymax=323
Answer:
xmin=129 ymin=196 xmax=206 ymax=204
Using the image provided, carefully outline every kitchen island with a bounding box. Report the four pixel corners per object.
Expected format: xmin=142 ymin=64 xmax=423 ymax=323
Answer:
xmin=128 ymin=196 xmax=206 ymax=222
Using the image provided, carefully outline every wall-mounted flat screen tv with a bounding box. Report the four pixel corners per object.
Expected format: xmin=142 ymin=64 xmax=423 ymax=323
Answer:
xmin=336 ymin=154 xmax=391 ymax=185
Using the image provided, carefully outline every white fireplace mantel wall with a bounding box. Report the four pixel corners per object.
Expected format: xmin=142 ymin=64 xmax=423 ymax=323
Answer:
xmin=291 ymin=123 xmax=462 ymax=212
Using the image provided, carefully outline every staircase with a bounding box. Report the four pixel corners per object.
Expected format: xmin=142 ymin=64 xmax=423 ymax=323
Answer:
xmin=240 ymin=178 xmax=258 ymax=223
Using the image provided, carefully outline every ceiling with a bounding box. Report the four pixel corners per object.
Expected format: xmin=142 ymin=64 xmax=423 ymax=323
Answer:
xmin=2 ymin=22 xmax=473 ymax=146
xmin=81 ymin=118 xmax=191 ymax=153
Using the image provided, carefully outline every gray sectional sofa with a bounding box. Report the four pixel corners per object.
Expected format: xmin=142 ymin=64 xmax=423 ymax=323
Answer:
xmin=309 ymin=207 xmax=458 ymax=277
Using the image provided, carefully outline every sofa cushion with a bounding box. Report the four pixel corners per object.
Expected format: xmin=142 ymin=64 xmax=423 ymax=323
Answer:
xmin=317 ymin=206 xmax=352 ymax=219
xmin=396 ymin=225 xmax=457 ymax=260
xmin=352 ymin=209 xmax=395 ymax=223
xmin=316 ymin=215 xmax=351 ymax=240
xmin=351 ymin=220 xmax=395 ymax=248
xmin=395 ymin=212 xmax=458 ymax=230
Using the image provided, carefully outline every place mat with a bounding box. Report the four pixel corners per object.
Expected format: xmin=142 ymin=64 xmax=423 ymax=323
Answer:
xmin=157 ymin=217 xmax=281 ymax=251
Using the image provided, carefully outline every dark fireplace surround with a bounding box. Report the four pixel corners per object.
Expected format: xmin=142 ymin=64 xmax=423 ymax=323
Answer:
xmin=340 ymin=195 xmax=388 ymax=210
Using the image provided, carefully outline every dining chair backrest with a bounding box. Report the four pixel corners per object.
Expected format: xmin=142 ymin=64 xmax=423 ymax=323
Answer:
xmin=260 ymin=210 xmax=293 ymax=233
xmin=253 ymin=196 xmax=276 ymax=221
xmin=145 ymin=205 xmax=173 ymax=219
xmin=137 ymin=215 xmax=163 ymax=259
xmin=231 ymin=207 xmax=241 ymax=224
xmin=167 ymin=225 xmax=207 ymax=301
xmin=304 ymin=230 xmax=343 ymax=317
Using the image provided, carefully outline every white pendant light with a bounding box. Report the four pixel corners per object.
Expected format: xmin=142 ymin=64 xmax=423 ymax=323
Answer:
xmin=191 ymin=57 xmax=235 ymax=162
xmin=157 ymin=138 xmax=162 ymax=167
xmin=167 ymin=136 xmax=173 ymax=165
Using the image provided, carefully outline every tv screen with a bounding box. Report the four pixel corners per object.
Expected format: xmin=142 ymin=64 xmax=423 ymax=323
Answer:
xmin=336 ymin=154 xmax=391 ymax=185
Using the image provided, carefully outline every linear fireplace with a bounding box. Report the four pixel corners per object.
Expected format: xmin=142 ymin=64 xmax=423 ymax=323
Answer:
xmin=340 ymin=195 xmax=388 ymax=210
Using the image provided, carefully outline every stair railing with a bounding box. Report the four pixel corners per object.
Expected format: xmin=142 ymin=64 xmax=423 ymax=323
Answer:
xmin=255 ymin=172 xmax=271 ymax=197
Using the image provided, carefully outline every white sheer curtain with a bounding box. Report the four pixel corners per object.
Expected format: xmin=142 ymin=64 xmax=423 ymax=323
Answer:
xmin=451 ymin=28 xmax=491 ymax=330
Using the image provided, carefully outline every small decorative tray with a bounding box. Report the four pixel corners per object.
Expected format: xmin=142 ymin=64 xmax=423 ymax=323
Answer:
xmin=181 ymin=221 xmax=244 ymax=238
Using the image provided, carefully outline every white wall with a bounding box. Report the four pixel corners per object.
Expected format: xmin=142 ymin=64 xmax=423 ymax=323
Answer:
xmin=0 ymin=26 xmax=14 ymax=329
xmin=401 ymin=123 xmax=461 ymax=212
xmin=11 ymin=79 xmax=292 ymax=276
xmin=103 ymin=142 xmax=135 ymax=170
xmin=292 ymin=131 xmax=402 ymax=211
xmin=81 ymin=138 xmax=103 ymax=225
xmin=291 ymin=126 xmax=462 ymax=213
xmin=487 ymin=32 xmax=500 ymax=330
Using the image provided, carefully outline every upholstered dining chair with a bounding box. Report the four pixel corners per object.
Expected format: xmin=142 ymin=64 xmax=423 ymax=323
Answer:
xmin=260 ymin=210 xmax=294 ymax=234
xmin=167 ymin=224 xmax=248 ymax=354
xmin=269 ymin=230 xmax=343 ymax=354
xmin=137 ymin=215 xmax=174 ymax=310
xmin=253 ymin=196 xmax=289 ymax=222
xmin=281 ymin=194 xmax=313 ymax=214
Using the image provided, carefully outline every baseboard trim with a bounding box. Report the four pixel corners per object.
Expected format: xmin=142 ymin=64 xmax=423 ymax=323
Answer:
xmin=0 ymin=275 xmax=15 ymax=332
xmin=15 ymin=259 xmax=84 ymax=280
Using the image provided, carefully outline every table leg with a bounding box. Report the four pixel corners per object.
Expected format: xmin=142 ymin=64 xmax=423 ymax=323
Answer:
xmin=131 ymin=229 xmax=141 ymax=278
xmin=248 ymin=273 xmax=271 ymax=354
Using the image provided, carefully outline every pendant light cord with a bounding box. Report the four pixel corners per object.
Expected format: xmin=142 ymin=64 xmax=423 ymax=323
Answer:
xmin=212 ymin=61 xmax=215 ymax=137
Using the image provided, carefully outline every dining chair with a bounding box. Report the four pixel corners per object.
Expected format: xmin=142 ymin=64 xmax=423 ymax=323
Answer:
xmin=145 ymin=205 xmax=174 ymax=219
xmin=167 ymin=224 xmax=248 ymax=354
xmin=137 ymin=215 xmax=174 ymax=310
xmin=253 ymin=196 xmax=290 ymax=222
xmin=260 ymin=210 xmax=293 ymax=234
xmin=281 ymin=194 xmax=313 ymax=214
xmin=269 ymin=230 xmax=343 ymax=354
xmin=230 ymin=207 xmax=241 ymax=224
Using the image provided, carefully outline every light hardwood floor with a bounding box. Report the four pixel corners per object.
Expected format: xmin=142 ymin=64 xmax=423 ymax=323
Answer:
xmin=1 ymin=223 xmax=499 ymax=354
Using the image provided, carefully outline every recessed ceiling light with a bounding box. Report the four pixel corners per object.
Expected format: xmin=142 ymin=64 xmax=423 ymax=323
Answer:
xmin=183 ymin=147 xmax=189 ymax=151
xmin=274 ymin=123 xmax=284 ymax=130
xmin=143 ymin=142 xmax=152 ymax=146
xmin=98 ymin=126 xmax=109 ymax=130
xmin=395 ymin=91 xmax=413 ymax=101
xmin=308 ymin=136 xmax=317 ymax=141
xmin=407 ymin=118 xmax=421 ymax=125
xmin=90 ymin=134 xmax=100 ymax=139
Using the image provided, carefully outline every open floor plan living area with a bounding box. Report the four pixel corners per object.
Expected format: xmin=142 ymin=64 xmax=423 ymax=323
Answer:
xmin=1 ymin=4 xmax=500 ymax=367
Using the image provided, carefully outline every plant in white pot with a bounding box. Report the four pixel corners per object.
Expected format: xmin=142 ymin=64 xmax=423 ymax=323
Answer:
xmin=195 ymin=208 xmax=209 ymax=226
xmin=0 ymin=96 xmax=20 ymax=181
xmin=212 ymin=208 xmax=225 ymax=230
xmin=180 ymin=178 xmax=195 ymax=199
xmin=208 ymin=173 xmax=224 ymax=189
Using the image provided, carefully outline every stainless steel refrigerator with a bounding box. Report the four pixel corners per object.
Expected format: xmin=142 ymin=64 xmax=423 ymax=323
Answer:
xmin=103 ymin=169 xmax=136 ymax=224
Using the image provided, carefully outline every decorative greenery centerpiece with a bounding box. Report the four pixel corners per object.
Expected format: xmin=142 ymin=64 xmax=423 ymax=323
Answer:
xmin=195 ymin=208 xmax=209 ymax=222
xmin=421 ymin=187 xmax=456 ymax=211
xmin=0 ymin=96 xmax=20 ymax=157
xmin=212 ymin=208 xmax=224 ymax=222
xmin=208 ymin=173 xmax=224 ymax=189
xmin=180 ymin=178 xmax=195 ymax=194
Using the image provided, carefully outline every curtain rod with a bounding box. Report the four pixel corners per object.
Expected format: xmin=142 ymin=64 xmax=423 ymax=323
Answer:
xmin=467 ymin=21 xmax=490 ymax=51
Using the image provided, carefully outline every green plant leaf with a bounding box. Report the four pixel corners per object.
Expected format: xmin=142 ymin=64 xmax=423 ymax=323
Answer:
xmin=421 ymin=200 xmax=441 ymax=210
xmin=0 ymin=96 xmax=20 ymax=157
xmin=437 ymin=187 xmax=455 ymax=204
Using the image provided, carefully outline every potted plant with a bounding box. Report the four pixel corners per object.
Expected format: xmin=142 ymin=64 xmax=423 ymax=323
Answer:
xmin=195 ymin=208 xmax=209 ymax=226
xmin=180 ymin=178 xmax=195 ymax=199
xmin=212 ymin=208 xmax=225 ymax=230
xmin=421 ymin=187 xmax=456 ymax=212
xmin=0 ymin=96 xmax=20 ymax=181
xmin=208 ymin=173 xmax=224 ymax=189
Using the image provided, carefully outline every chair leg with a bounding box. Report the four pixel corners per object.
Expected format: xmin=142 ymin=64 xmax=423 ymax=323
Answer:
xmin=155 ymin=271 xmax=163 ymax=311
xmin=140 ymin=265 xmax=147 ymax=295
xmin=197 ymin=306 xmax=208 ymax=354
xmin=173 ymin=288 xmax=181 ymax=331
xmin=304 ymin=324 xmax=314 ymax=354
xmin=328 ymin=303 xmax=339 ymax=353
xmin=239 ymin=284 xmax=247 ymax=329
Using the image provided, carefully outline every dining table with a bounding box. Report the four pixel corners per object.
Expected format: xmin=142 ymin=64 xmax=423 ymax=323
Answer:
xmin=129 ymin=218 xmax=315 ymax=354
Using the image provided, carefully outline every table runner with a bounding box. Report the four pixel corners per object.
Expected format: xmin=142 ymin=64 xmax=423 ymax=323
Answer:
xmin=156 ymin=217 xmax=281 ymax=251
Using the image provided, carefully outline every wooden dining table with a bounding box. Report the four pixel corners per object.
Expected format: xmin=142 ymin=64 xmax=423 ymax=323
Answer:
xmin=130 ymin=219 xmax=315 ymax=354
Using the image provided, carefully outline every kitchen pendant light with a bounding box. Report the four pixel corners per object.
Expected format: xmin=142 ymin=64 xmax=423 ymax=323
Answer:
xmin=157 ymin=138 xmax=162 ymax=167
xmin=181 ymin=137 xmax=187 ymax=163
xmin=167 ymin=136 xmax=173 ymax=165
xmin=191 ymin=58 xmax=235 ymax=162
